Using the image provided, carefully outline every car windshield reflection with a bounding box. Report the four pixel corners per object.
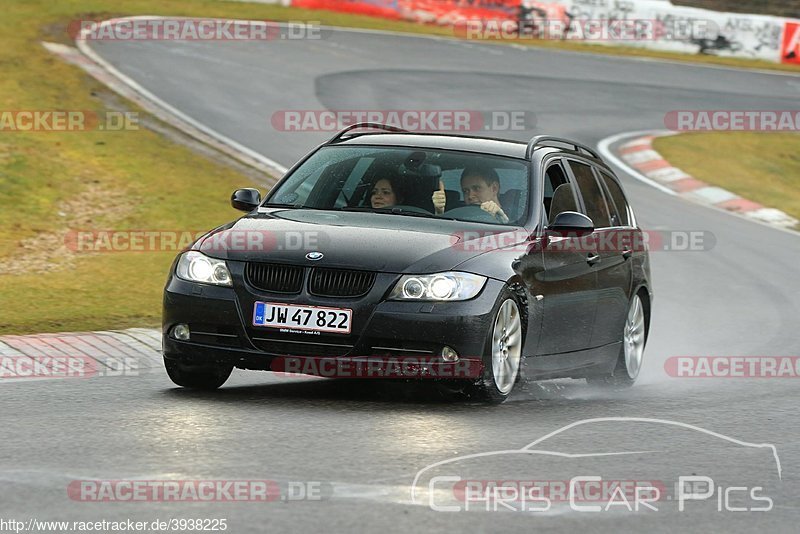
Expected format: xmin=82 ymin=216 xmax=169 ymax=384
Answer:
xmin=265 ymin=146 xmax=530 ymax=226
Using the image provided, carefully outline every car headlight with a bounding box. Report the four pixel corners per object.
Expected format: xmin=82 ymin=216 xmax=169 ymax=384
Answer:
xmin=388 ymin=272 xmax=486 ymax=301
xmin=176 ymin=251 xmax=232 ymax=287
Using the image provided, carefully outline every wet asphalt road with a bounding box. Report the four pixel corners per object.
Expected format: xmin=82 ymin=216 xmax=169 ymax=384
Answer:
xmin=2 ymin=25 xmax=800 ymax=533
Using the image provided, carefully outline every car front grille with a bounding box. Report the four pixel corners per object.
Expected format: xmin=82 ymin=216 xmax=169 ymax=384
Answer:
xmin=245 ymin=263 xmax=377 ymax=298
xmin=309 ymin=268 xmax=376 ymax=298
xmin=246 ymin=262 xmax=304 ymax=293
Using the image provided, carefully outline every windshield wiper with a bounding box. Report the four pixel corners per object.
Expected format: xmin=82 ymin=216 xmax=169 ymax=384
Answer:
xmin=338 ymin=207 xmax=456 ymax=220
xmin=262 ymin=202 xmax=303 ymax=208
xmin=337 ymin=207 xmax=376 ymax=212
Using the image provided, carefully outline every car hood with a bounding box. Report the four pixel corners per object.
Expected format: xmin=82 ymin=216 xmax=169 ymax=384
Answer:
xmin=193 ymin=208 xmax=527 ymax=274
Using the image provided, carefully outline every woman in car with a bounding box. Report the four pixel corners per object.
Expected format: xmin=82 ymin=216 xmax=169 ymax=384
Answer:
xmin=370 ymin=176 xmax=405 ymax=209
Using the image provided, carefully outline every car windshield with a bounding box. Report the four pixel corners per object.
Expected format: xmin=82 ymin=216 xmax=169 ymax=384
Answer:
xmin=265 ymin=145 xmax=530 ymax=226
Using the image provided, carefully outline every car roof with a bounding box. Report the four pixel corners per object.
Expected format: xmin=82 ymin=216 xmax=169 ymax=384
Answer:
xmin=332 ymin=132 xmax=529 ymax=159
xmin=331 ymin=132 xmax=611 ymax=171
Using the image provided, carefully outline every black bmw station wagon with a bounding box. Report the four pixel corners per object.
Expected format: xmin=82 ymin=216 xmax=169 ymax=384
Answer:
xmin=163 ymin=124 xmax=651 ymax=403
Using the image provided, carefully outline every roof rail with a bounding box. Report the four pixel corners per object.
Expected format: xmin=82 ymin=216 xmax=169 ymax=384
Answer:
xmin=327 ymin=122 xmax=409 ymax=144
xmin=526 ymin=135 xmax=600 ymax=160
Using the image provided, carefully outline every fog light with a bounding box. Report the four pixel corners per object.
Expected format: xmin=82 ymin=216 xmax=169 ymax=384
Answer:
xmin=441 ymin=346 xmax=459 ymax=363
xmin=173 ymin=323 xmax=190 ymax=341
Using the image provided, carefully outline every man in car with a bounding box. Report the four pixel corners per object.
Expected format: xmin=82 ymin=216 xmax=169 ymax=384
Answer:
xmin=432 ymin=164 xmax=509 ymax=223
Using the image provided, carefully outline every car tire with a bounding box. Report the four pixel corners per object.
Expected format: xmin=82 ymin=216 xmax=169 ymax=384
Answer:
xmin=587 ymin=293 xmax=647 ymax=388
xmin=164 ymin=357 xmax=233 ymax=390
xmin=468 ymin=287 xmax=525 ymax=404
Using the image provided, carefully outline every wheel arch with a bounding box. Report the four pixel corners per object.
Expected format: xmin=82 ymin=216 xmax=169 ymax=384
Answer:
xmin=634 ymin=284 xmax=652 ymax=341
xmin=505 ymin=275 xmax=533 ymax=352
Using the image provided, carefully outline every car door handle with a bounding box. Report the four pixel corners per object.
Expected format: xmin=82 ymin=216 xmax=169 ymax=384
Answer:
xmin=587 ymin=253 xmax=601 ymax=265
xmin=622 ymin=249 xmax=633 ymax=260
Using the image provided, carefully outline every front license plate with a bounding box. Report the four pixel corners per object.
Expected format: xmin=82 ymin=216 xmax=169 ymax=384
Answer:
xmin=253 ymin=302 xmax=352 ymax=334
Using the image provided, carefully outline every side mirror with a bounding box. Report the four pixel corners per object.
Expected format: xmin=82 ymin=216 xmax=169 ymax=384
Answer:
xmin=231 ymin=188 xmax=261 ymax=212
xmin=548 ymin=211 xmax=594 ymax=235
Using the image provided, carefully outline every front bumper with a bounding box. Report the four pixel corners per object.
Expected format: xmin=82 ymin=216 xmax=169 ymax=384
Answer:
xmin=163 ymin=273 xmax=504 ymax=379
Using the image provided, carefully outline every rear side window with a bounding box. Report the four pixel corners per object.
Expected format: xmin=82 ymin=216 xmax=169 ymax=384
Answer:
xmin=569 ymin=161 xmax=612 ymax=228
xmin=598 ymin=171 xmax=631 ymax=227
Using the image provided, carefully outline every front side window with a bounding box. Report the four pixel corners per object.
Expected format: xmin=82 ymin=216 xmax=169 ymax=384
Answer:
xmin=543 ymin=160 xmax=574 ymax=222
xmin=266 ymin=146 xmax=530 ymax=226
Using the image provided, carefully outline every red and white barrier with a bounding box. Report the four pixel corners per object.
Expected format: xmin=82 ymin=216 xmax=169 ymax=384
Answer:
xmin=287 ymin=0 xmax=800 ymax=65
